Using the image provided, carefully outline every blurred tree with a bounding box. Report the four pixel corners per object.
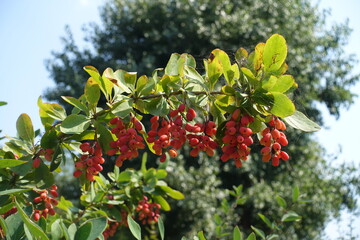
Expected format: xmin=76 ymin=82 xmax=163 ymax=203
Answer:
xmin=45 ymin=0 xmax=360 ymax=239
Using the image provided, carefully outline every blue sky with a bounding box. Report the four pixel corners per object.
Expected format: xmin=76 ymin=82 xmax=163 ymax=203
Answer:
xmin=0 ymin=0 xmax=359 ymax=238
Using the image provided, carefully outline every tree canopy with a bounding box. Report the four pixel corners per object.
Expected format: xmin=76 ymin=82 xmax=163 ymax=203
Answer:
xmin=44 ymin=0 xmax=360 ymax=239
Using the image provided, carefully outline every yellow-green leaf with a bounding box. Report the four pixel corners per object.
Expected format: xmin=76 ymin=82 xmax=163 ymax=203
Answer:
xmin=269 ymin=92 xmax=295 ymax=117
xmin=263 ymin=34 xmax=287 ymax=72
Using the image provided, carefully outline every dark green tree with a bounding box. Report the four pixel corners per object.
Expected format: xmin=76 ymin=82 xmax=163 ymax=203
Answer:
xmin=45 ymin=0 xmax=360 ymax=239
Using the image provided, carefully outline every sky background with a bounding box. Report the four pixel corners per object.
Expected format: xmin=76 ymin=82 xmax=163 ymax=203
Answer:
xmin=0 ymin=0 xmax=359 ymax=238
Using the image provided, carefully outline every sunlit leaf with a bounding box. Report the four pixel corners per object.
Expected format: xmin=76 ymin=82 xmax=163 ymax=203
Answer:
xmin=284 ymin=111 xmax=321 ymax=132
xmin=127 ymin=215 xmax=141 ymax=240
xmin=60 ymin=114 xmax=91 ymax=134
xmin=16 ymin=113 xmax=34 ymax=143
xmin=263 ymin=34 xmax=287 ymax=72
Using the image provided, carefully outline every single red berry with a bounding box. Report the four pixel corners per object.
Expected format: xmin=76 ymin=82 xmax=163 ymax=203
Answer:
xmin=168 ymin=149 xmax=178 ymax=158
xmin=160 ymin=154 xmax=167 ymax=162
xmin=279 ymin=151 xmax=289 ymax=161
xmin=50 ymin=190 xmax=58 ymax=198
xmin=32 ymin=157 xmax=41 ymax=168
xmin=231 ymin=109 xmax=241 ymax=121
xmin=73 ymin=170 xmax=83 ymax=178
xmin=186 ymin=108 xmax=196 ymax=121
xmin=272 ymin=142 xmax=281 ymax=152
xmin=33 ymin=213 xmax=40 ymax=221
xmin=178 ymin=104 xmax=186 ymax=112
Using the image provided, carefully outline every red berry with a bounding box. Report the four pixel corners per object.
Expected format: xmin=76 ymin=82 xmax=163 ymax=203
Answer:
xmin=160 ymin=154 xmax=167 ymax=162
xmin=168 ymin=149 xmax=178 ymax=158
xmin=32 ymin=157 xmax=41 ymax=168
xmin=186 ymin=108 xmax=196 ymax=121
xmin=33 ymin=213 xmax=40 ymax=221
xmin=272 ymin=142 xmax=281 ymax=152
xmin=178 ymin=104 xmax=186 ymax=112
xmin=231 ymin=109 xmax=241 ymax=121
xmin=50 ymin=190 xmax=58 ymax=198
xmin=109 ymin=117 xmax=119 ymax=125
xmin=73 ymin=170 xmax=83 ymax=178
xmin=279 ymin=151 xmax=289 ymax=161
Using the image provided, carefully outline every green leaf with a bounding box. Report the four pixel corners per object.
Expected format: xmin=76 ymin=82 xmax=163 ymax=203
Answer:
xmin=136 ymin=75 xmax=156 ymax=96
xmin=211 ymin=49 xmax=235 ymax=86
xmin=267 ymin=234 xmax=279 ymax=240
xmin=292 ymin=186 xmax=300 ymax=202
xmin=0 ymin=101 xmax=7 ymax=106
xmin=197 ymin=231 xmax=206 ymax=240
xmin=263 ymin=34 xmax=287 ymax=72
xmin=15 ymin=200 xmax=49 ymax=240
xmin=51 ymin=219 xmax=63 ymax=239
xmin=267 ymin=75 xmax=295 ymax=93
xmin=284 ymin=111 xmax=321 ymax=132
xmin=158 ymin=185 xmax=185 ymax=200
xmin=257 ymin=214 xmax=273 ymax=229
xmin=84 ymin=66 xmax=114 ymax=100
xmin=275 ymin=196 xmax=287 ymax=208
xmin=153 ymin=195 xmax=171 ymax=211
xmin=16 ymin=113 xmax=34 ymax=143
xmin=68 ymin=223 xmax=77 ymax=240
xmin=96 ymin=123 xmax=115 ymax=153
xmin=74 ymin=221 xmax=92 ymax=240
xmin=34 ymin=162 xmax=55 ymax=188
xmin=251 ymin=226 xmax=265 ymax=239
xmin=60 ymin=220 xmax=71 ymax=240
xmin=85 ymin=78 xmax=100 ymax=108
xmin=5 ymin=211 xmax=24 ymax=240
xmin=127 ymin=215 xmax=141 ymax=240
xmin=233 ymin=226 xmax=242 ymax=240
xmin=38 ymin=97 xmax=67 ymax=121
xmin=155 ymin=169 xmax=167 ymax=179
xmin=0 ymin=188 xmax=30 ymax=196
xmin=165 ymin=53 xmax=181 ymax=75
xmin=253 ymin=43 xmax=265 ymax=71
xmin=62 ymin=96 xmax=88 ymax=114
xmin=117 ymin=171 xmax=132 ymax=182
xmin=50 ymin=146 xmax=64 ymax=172
xmin=269 ymin=92 xmax=295 ymax=117
xmin=246 ymin=232 xmax=256 ymax=240
xmin=41 ymin=129 xmax=58 ymax=149
xmin=281 ymin=211 xmax=301 ymax=222
xmin=111 ymin=98 xmax=133 ymax=118
xmin=158 ymin=216 xmax=165 ymax=240
xmin=0 ymin=216 xmax=11 ymax=239
xmin=145 ymin=96 xmax=169 ymax=117
xmin=261 ymin=76 xmax=278 ymax=91
xmin=184 ymin=65 xmax=204 ymax=83
xmin=60 ymin=114 xmax=91 ymax=134
xmin=0 ymin=159 xmax=27 ymax=169
xmin=86 ymin=217 xmax=107 ymax=240
xmin=38 ymin=216 xmax=47 ymax=232
xmin=105 ymin=68 xmax=131 ymax=94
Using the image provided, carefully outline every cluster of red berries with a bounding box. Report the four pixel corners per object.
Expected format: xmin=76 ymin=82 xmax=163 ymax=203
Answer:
xmin=103 ymin=221 xmax=120 ymax=239
xmin=259 ymin=117 xmax=289 ymax=166
xmin=107 ymin=117 xmax=146 ymax=167
xmin=102 ymin=209 xmax=130 ymax=239
xmin=32 ymin=148 xmax=54 ymax=168
xmin=73 ymin=142 xmax=105 ymax=181
xmin=220 ymin=109 xmax=254 ymax=167
xmin=135 ymin=196 xmax=161 ymax=225
xmin=32 ymin=185 xmax=59 ymax=221
xmin=186 ymin=121 xmax=218 ymax=157
xmin=0 ymin=207 xmax=17 ymax=219
xmin=147 ymin=104 xmax=190 ymax=162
